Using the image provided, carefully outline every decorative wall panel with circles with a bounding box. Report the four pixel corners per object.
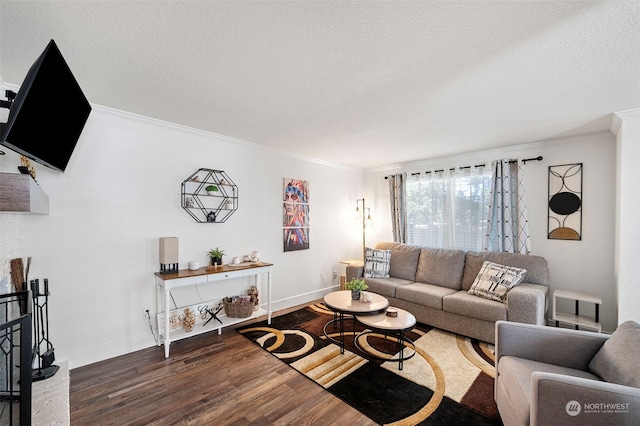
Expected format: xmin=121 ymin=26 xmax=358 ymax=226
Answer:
xmin=548 ymin=163 xmax=582 ymax=240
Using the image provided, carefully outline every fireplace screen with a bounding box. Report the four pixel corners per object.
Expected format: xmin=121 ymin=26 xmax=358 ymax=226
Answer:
xmin=0 ymin=291 xmax=31 ymax=426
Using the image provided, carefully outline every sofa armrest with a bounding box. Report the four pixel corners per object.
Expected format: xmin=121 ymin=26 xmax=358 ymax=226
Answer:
xmin=346 ymin=262 xmax=364 ymax=281
xmin=496 ymin=321 xmax=609 ymax=371
xmin=506 ymin=283 xmax=548 ymax=325
xmin=531 ymin=372 xmax=640 ymax=426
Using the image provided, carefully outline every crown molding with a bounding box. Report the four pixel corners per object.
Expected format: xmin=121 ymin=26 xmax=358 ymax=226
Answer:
xmin=364 ymin=131 xmax=612 ymax=174
xmin=610 ymin=108 xmax=640 ymax=135
xmin=91 ymin=104 xmax=359 ymax=171
xmin=1 ymin=81 xmax=359 ymax=172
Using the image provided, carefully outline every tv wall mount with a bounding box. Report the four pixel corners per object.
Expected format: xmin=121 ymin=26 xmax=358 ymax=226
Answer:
xmin=0 ymin=89 xmax=16 ymax=109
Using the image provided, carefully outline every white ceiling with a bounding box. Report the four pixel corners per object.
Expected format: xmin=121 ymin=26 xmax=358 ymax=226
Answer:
xmin=1 ymin=1 xmax=639 ymax=169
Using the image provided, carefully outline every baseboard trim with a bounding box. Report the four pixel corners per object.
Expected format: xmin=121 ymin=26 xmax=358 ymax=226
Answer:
xmin=63 ymin=289 xmax=338 ymax=369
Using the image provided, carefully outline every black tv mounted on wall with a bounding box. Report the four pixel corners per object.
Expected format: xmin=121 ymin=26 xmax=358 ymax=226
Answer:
xmin=0 ymin=39 xmax=92 ymax=172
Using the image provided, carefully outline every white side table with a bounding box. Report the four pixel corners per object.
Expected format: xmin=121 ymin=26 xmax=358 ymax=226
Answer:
xmin=552 ymin=289 xmax=602 ymax=332
xmin=339 ymin=259 xmax=363 ymax=289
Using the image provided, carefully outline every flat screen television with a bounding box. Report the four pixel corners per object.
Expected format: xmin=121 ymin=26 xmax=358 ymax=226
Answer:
xmin=0 ymin=39 xmax=91 ymax=172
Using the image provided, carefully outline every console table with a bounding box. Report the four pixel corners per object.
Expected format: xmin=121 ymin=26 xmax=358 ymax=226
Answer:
xmin=154 ymin=262 xmax=273 ymax=357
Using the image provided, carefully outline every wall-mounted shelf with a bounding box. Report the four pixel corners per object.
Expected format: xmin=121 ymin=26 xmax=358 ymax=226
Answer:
xmin=0 ymin=172 xmax=49 ymax=214
xmin=181 ymin=168 xmax=238 ymax=223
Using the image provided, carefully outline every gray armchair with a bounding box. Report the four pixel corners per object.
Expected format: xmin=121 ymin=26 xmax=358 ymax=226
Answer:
xmin=495 ymin=320 xmax=640 ymax=425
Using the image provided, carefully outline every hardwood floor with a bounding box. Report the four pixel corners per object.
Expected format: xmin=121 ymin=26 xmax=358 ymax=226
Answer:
xmin=69 ymin=308 xmax=376 ymax=425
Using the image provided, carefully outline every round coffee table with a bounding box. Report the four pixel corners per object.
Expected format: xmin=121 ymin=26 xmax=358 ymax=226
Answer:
xmin=323 ymin=290 xmax=389 ymax=353
xmin=355 ymin=307 xmax=416 ymax=370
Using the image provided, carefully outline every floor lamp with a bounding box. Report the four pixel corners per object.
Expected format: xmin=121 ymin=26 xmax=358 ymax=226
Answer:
xmin=355 ymin=198 xmax=372 ymax=260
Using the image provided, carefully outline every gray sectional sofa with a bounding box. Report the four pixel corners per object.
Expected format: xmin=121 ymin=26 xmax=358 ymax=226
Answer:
xmin=346 ymin=242 xmax=550 ymax=343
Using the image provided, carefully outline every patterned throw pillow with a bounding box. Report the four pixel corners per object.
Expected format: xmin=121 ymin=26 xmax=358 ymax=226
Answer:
xmin=468 ymin=261 xmax=527 ymax=303
xmin=364 ymin=247 xmax=391 ymax=278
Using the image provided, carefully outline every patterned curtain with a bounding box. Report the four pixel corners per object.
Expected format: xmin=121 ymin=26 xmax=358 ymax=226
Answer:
xmin=388 ymin=173 xmax=407 ymax=243
xmin=484 ymin=159 xmax=532 ymax=254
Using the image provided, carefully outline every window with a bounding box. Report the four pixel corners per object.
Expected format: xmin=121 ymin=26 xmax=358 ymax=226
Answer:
xmin=406 ymin=167 xmax=492 ymax=251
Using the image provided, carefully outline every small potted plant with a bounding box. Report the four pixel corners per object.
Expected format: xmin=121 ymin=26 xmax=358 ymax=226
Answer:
xmin=208 ymin=247 xmax=226 ymax=266
xmin=345 ymin=277 xmax=368 ymax=300
xmin=205 ymin=185 xmax=219 ymax=195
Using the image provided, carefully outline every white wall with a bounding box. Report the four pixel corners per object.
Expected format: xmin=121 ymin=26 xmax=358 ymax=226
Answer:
xmin=0 ymin=72 xmax=22 ymax=290
xmin=362 ymin=132 xmax=618 ymax=333
xmin=0 ymin=147 xmax=19 ymax=280
xmin=2 ymin=107 xmax=363 ymax=368
xmin=0 ymin=207 xmax=19 ymax=284
xmin=614 ymin=110 xmax=640 ymax=325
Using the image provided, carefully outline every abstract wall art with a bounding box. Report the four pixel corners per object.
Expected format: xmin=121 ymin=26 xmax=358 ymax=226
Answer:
xmin=548 ymin=163 xmax=582 ymax=240
xmin=283 ymin=178 xmax=310 ymax=251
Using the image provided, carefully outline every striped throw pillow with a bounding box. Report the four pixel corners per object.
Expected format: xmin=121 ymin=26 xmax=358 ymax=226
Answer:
xmin=364 ymin=247 xmax=391 ymax=278
xmin=468 ymin=261 xmax=527 ymax=303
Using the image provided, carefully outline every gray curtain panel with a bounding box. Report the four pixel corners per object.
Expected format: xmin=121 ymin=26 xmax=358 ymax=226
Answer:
xmin=388 ymin=173 xmax=408 ymax=243
xmin=484 ymin=159 xmax=532 ymax=254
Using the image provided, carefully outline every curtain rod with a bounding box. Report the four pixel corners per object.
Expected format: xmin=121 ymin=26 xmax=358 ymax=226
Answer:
xmin=386 ymin=156 xmax=543 ymax=178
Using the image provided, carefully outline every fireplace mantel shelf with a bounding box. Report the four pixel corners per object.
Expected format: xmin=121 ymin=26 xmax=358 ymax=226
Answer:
xmin=0 ymin=172 xmax=49 ymax=214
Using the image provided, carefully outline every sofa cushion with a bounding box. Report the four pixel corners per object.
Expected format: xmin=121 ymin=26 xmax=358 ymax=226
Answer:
xmin=363 ymin=277 xmax=412 ymax=299
xmin=415 ymin=248 xmax=466 ymax=290
xmin=395 ymin=282 xmax=458 ymax=310
xmin=375 ymin=242 xmax=421 ymax=281
xmin=468 ymin=261 xmax=527 ymax=303
xmin=364 ymin=247 xmax=391 ymax=278
xmin=588 ymin=320 xmax=640 ymax=387
xmin=498 ymin=356 xmax=602 ymax=425
xmin=443 ymin=291 xmax=507 ymax=322
xmin=462 ymin=251 xmax=550 ymax=290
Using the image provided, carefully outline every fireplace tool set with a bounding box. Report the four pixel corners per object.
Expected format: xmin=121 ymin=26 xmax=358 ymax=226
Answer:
xmin=31 ymin=278 xmax=58 ymax=381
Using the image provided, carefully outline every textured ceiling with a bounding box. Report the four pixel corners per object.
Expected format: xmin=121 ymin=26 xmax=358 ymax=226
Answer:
xmin=1 ymin=1 xmax=639 ymax=169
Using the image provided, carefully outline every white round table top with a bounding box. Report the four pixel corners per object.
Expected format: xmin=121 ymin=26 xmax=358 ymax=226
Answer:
xmin=323 ymin=290 xmax=388 ymax=315
xmin=356 ymin=307 xmax=416 ymax=331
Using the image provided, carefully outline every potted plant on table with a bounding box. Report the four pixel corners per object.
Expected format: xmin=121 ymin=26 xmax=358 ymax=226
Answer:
xmin=205 ymin=185 xmax=219 ymax=196
xmin=208 ymin=247 xmax=226 ymax=266
xmin=345 ymin=277 xmax=368 ymax=300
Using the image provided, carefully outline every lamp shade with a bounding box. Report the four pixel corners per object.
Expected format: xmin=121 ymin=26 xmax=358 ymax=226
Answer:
xmin=159 ymin=237 xmax=179 ymax=264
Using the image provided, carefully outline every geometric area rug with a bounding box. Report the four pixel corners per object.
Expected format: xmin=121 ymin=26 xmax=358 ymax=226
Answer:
xmin=238 ymin=303 xmax=503 ymax=425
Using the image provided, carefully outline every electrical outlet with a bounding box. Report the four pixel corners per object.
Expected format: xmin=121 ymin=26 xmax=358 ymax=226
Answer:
xmin=321 ymin=272 xmax=326 ymax=281
xmin=333 ymin=270 xmax=338 ymax=280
